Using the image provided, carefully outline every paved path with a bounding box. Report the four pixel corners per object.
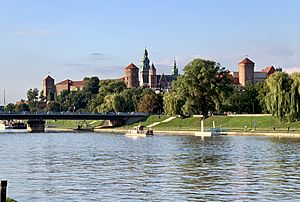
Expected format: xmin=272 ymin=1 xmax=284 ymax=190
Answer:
xmin=147 ymin=116 xmax=177 ymax=128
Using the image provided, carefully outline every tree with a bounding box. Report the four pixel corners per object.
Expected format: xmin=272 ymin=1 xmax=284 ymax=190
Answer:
xmin=26 ymin=88 xmax=45 ymax=112
xmin=4 ymin=103 xmax=15 ymax=112
xmin=47 ymin=91 xmax=55 ymax=102
xmin=99 ymin=80 xmax=126 ymax=95
xmin=98 ymin=94 xmax=115 ymax=112
xmin=84 ymin=76 xmax=100 ymax=95
xmin=264 ymin=72 xmax=292 ymax=121
xmin=45 ymin=101 xmax=61 ymax=112
xmin=172 ymin=58 xmax=233 ymax=117
xmin=15 ymin=103 xmax=30 ymax=112
xmin=289 ymin=72 xmax=300 ymax=121
xmin=39 ymin=90 xmax=46 ymax=102
xmin=27 ymin=88 xmax=39 ymax=102
xmin=137 ymin=93 xmax=162 ymax=113
xmin=56 ymin=90 xmax=71 ymax=111
xmin=163 ymin=92 xmax=185 ymax=115
xmin=227 ymin=82 xmax=259 ymax=114
xmin=255 ymin=81 xmax=268 ymax=113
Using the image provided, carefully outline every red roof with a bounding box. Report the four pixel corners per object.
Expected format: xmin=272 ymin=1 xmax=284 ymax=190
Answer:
xmin=56 ymin=79 xmax=72 ymax=85
xmin=239 ymin=57 xmax=255 ymax=64
xmin=124 ymin=63 xmax=138 ymax=70
xmin=262 ymin=66 xmax=275 ymax=74
xmin=72 ymin=80 xmax=86 ymax=87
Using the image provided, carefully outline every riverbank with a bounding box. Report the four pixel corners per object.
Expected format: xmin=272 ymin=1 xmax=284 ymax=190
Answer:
xmin=66 ymin=127 xmax=300 ymax=138
xmin=44 ymin=114 xmax=300 ymax=138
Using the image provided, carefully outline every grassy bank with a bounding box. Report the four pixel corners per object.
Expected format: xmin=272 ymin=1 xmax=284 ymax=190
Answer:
xmin=46 ymin=114 xmax=300 ymax=133
xmin=126 ymin=115 xmax=300 ymax=133
xmin=46 ymin=120 xmax=103 ymax=129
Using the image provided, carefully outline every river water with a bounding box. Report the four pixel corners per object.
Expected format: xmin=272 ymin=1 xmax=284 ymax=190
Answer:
xmin=0 ymin=132 xmax=299 ymax=201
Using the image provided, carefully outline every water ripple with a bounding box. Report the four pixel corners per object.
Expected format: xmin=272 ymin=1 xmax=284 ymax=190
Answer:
xmin=0 ymin=133 xmax=299 ymax=201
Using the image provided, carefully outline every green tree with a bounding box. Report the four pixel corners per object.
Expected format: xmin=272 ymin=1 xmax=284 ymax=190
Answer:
xmin=27 ymin=88 xmax=39 ymax=102
xmin=264 ymin=72 xmax=292 ymax=121
xmin=289 ymin=72 xmax=300 ymax=121
xmin=228 ymin=82 xmax=259 ymax=114
xmin=98 ymin=94 xmax=115 ymax=112
xmin=88 ymin=80 xmax=128 ymax=112
xmin=255 ymin=81 xmax=268 ymax=113
xmin=137 ymin=93 xmax=162 ymax=113
xmin=172 ymin=58 xmax=233 ymax=117
xmin=84 ymin=76 xmax=100 ymax=95
xmin=39 ymin=90 xmax=46 ymax=102
xmin=163 ymin=91 xmax=184 ymax=115
xmin=47 ymin=91 xmax=55 ymax=101
xmin=56 ymin=90 xmax=71 ymax=111
xmin=4 ymin=103 xmax=15 ymax=112
xmin=15 ymin=103 xmax=30 ymax=112
xmin=45 ymin=101 xmax=61 ymax=112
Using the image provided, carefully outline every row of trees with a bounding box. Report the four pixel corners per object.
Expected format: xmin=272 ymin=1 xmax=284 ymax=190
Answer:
xmin=4 ymin=58 xmax=296 ymax=122
xmin=5 ymin=77 xmax=164 ymax=114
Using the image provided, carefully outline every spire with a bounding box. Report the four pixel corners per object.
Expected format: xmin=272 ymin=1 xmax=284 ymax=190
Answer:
xmin=172 ymin=58 xmax=179 ymax=76
xmin=144 ymin=46 xmax=148 ymax=57
xmin=141 ymin=47 xmax=150 ymax=71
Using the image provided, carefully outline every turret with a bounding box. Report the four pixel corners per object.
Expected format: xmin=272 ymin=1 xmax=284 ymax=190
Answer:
xmin=124 ymin=63 xmax=139 ymax=88
xmin=238 ymin=57 xmax=254 ymax=86
xmin=43 ymin=75 xmax=55 ymax=100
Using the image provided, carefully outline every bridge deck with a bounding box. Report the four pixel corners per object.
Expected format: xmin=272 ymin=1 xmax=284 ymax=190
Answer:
xmin=0 ymin=113 xmax=149 ymax=120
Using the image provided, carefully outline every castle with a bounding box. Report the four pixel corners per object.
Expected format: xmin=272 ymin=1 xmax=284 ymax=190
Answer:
xmin=43 ymin=76 xmax=86 ymax=98
xmin=124 ymin=48 xmax=179 ymax=90
xmin=229 ymin=57 xmax=276 ymax=87
xmin=43 ymin=50 xmax=276 ymax=100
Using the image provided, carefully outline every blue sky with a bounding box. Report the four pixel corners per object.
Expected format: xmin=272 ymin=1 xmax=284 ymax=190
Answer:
xmin=1 ymin=0 xmax=300 ymax=103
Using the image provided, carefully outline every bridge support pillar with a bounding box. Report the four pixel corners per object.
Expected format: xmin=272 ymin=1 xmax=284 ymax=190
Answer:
xmin=27 ymin=120 xmax=45 ymax=133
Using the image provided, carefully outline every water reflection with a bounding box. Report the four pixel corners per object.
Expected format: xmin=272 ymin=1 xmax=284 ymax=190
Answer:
xmin=0 ymin=133 xmax=299 ymax=201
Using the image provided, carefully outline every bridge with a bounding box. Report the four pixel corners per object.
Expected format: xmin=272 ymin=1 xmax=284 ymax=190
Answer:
xmin=0 ymin=112 xmax=149 ymax=132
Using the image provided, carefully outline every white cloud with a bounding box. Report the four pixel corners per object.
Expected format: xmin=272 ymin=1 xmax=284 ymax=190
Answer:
xmin=14 ymin=30 xmax=58 ymax=38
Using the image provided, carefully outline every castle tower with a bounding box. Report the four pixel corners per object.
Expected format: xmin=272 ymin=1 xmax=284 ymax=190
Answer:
xmin=140 ymin=47 xmax=150 ymax=87
xmin=171 ymin=59 xmax=179 ymax=76
xmin=149 ymin=63 xmax=157 ymax=89
xmin=43 ymin=75 xmax=55 ymax=99
xmin=124 ymin=63 xmax=139 ymax=88
xmin=238 ymin=58 xmax=254 ymax=86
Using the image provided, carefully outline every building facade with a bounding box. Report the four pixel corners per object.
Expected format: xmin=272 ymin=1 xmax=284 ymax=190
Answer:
xmin=43 ymin=76 xmax=86 ymax=100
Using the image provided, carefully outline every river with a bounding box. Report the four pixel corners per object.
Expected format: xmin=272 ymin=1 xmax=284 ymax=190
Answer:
xmin=0 ymin=132 xmax=299 ymax=201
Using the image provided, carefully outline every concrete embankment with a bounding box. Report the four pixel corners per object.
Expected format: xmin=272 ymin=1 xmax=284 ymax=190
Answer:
xmin=46 ymin=127 xmax=300 ymax=138
xmin=226 ymin=131 xmax=300 ymax=138
xmin=97 ymin=128 xmax=300 ymax=138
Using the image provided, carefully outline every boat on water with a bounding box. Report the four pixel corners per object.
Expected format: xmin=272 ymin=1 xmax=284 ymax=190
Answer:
xmin=125 ymin=125 xmax=153 ymax=137
xmin=194 ymin=120 xmax=227 ymax=137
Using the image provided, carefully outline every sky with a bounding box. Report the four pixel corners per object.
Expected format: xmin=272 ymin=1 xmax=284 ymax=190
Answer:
xmin=1 ymin=0 xmax=300 ymax=103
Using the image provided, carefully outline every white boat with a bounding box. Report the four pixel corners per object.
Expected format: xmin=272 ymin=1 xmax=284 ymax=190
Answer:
xmin=125 ymin=125 xmax=153 ymax=137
